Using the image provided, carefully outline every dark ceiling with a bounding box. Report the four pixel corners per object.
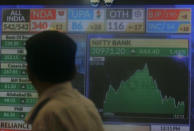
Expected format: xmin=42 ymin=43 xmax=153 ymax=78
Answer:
xmin=0 ymin=0 xmax=194 ymax=5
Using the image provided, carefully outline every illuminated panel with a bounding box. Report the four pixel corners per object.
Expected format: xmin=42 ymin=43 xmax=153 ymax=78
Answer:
xmin=89 ymin=37 xmax=189 ymax=123
xmin=0 ymin=120 xmax=31 ymax=130
xmin=151 ymin=124 xmax=189 ymax=131
xmin=90 ymin=39 xmax=188 ymax=56
xmin=0 ymin=34 xmax=37 ymax=123
xmin=106 ymin=8 xmax=145 ymax=33
xmin=2 ymin=8 xmax=67 ymax=33
xmin=2 ymin=9 xmax=30 ymax=32
xmin=147 ymin=9 xmax=191 ymax=33
xmin=30 ymin=8 xmax=67 ymax=32
xmin=68 ymin=34 xmax=87 ymax=94
xmin=68 ymin=8 xmax=105 ymax=32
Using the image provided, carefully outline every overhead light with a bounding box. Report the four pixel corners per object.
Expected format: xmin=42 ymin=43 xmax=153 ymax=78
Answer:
xmin=90 ymin=0 xmax=100 ymax=7
xmin=104 ymin=0 xmax=114 ymax=7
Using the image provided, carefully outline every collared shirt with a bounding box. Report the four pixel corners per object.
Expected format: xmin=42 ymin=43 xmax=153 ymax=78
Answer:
xmin=25 ymin=82 xmax=104 ymax=131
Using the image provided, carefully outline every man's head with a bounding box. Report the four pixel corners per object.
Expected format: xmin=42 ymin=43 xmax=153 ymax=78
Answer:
xmin=25 ymin=31 xmax=77 ymax=85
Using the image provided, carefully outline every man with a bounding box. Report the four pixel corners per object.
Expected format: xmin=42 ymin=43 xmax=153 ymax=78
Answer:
xmin=25 ymin=31 xmax=104 ymax=131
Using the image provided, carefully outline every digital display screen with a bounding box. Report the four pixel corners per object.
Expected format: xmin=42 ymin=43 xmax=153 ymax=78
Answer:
xmin=147 ymin=9 xmax=191 ymax=33
xmin=0 ymin=5 xmax=192 ymax=131
xmin=89 ymin=37 xmax=189 ymax=123
xmin=2 ymin=9 xmax=67 ymax=32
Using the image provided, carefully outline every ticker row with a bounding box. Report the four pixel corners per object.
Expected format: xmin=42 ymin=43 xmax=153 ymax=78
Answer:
xmin=2 ymin=8 xmax=191 ymax=33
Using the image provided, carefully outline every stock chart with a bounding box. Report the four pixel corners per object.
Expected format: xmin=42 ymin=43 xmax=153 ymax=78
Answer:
xmin=89 ymin=38 xmax=189 ymax=123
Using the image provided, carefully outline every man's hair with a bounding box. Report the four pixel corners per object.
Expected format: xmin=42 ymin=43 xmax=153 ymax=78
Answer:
xmin=25 ymin=31 xmax=77 ymax=83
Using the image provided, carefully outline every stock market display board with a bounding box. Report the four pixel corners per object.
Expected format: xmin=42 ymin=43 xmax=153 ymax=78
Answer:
xmin=0 ymin=6 xmax=192 ymax=131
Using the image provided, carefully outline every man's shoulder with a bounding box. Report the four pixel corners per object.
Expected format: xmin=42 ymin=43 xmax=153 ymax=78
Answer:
xmin=34 ymin=93 xmax=104 ymax=131
xmin=40 ymin=92 xmax=97 ymax=114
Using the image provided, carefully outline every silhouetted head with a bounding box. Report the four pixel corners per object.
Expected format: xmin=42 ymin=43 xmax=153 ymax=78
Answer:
xmin=25 ymin=31 xmax=77 ymax=86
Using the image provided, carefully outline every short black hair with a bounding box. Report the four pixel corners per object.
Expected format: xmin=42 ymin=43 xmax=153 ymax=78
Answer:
xmin=25 ymin=31 xmax=77 ymax=83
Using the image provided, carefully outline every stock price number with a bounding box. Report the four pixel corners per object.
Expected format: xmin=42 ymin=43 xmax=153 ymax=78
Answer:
xmin=24 ymin=98 xmax=37 ymax=104
xmin=169 ymin=49 xmax=187 ymax=56
xmin=31 ymin=22 xmax=48 ymax=31
xmin=72 ymin=22 xmax=83 ymax=31
xmin=108 ymin=22 xmax=125 ymax=32
xmin=3 ymin=98 xmax=16 ymax=103
xmin=160 ymin=125 xmax=181 ymax=131
xmin=50 ymin=23 xmax=65 ymax=32
xmin=179 ymin=24 xmax=190 ymax=33
xmin=88 ymin=23 xmax=103 ymax=32
xmin=3 ymin=23 xmax=29 ymax=32
xmin=151 ymin=124 xmax=188 ymax=131
xmin=1 ymin=83 xmax=17 ymax=90
xmin=126 ymin=23 xmax=144 ymax=32
xmin=3 ymin=112 xmax=16 ymax=118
